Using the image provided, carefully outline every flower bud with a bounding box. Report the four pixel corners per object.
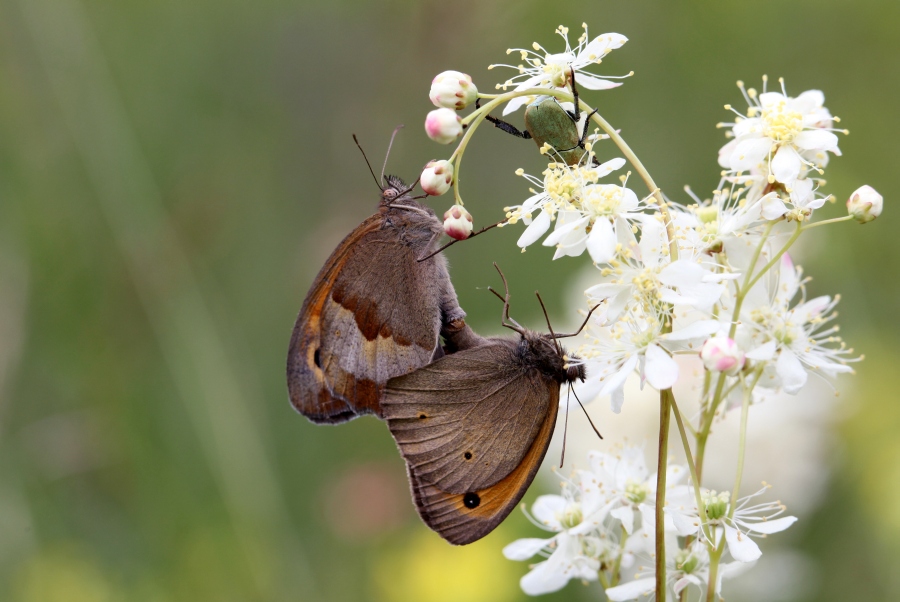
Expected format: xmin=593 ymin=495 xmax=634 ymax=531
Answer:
xmin=425 ymin=108 xmax=463 ymax=144
xmin=443 ymin=204 xmax=473 ymax=240
xmin=699 ymin=335 xmax=745 ymax=375
xmin=429 ymin=70 xmax=478 ymax=110
xmin=420 ymin=160 xmax=454 ymax=196
xmin=846 ymin=185 xmax=882 ymax=224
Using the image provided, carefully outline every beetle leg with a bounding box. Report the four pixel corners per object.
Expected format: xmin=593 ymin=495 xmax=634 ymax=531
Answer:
xmin=566 ymin=66 xmax=581 ymax=123
xmin=578 ymin=108 xmax=599 ymax=147
xmin=475 ymin=99 xmax=533 ymax=139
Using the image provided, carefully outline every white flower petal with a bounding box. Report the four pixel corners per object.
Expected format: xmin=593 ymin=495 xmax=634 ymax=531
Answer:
xmin=592 ymin=157 xmax=627 ymax=178
xmin=532 ymin=494 xmax=568 ymax=527
xmin=503 ymin=537 xmax=551 ymax=560
xmin=573 ymin=74 xmax=623 ymax=90
xmin=761 ymin=192 xmax=788 ymax=220
xmin=611 ymin=506 xmax=635 ymax=534
xmin=724 ymin=524 xmax=762 ymax=562
xmin=517 ymin=210 xmax=552 ymax=248
xmin=543 ymin=215 xmax=590 ymax=246
xmin=645 ymin=344 xmax=678 ymax=390
xmin=739 ymin=516 xmax=797 ymax=534
xmin=746 ymin=340 xmax=776 ymax=361
xmin=730 ymin=137 xmax=773 ymax=171
xmin=665 ymin=320 xmax=722 ymax=341
xmin=794 ymin=129 xmax=838 ymax=152
xmin=638 ymin=220 xmax=664 ymax=268
xmin=605 ymin=577 xmax=656 ymax=601
xmin=776 ymin=348 xmax=807 ymax=394
xmin=771 ymin=145 xmax=801 ymax=185
xmin=587 ymin=218 xmax=616 ymax=264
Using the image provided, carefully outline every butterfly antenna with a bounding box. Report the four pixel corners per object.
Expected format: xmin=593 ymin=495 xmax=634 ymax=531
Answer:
xmin=352 ymin=134 xmax=384 ymax=191
xmin=535 ymin=291 xmax=563 ymax=356
xmin=553 ymin=304 xmax=602 ymax=339
xmin=492 ymin=263 xmax=524 ymax=334
xmin=416 ymin=218 xmax=509 ymax=262
xmin=381 ymin=125 xmax=404 ymax=187
xmin=560 ymin=385 xmax=571 ymax=468
xmin=571 ymin=384 xmax=603 ymax=440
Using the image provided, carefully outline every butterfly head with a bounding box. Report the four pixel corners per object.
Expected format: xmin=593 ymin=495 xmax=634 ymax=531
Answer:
xmin=519 ymin=330 xmax=586 ymax=385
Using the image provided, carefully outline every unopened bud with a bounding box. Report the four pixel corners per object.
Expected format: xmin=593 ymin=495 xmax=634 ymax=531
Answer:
xmin=429 ymin=70 xmax=478 ymax=110
xmin=700 ymin=335 xmax=745 ymax=375
xmin=847 ymin=185 xmax=882 ymax=224
xmin=443 ymin=204 xmax=473 ymax=240
xmin=420 ymin=160 xmax=454 ymax=196
xmin=425 ymin=108 xmax=463 ymax=144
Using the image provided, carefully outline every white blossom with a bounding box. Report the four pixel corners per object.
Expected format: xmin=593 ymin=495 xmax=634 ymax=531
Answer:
xmin=490 ymin=24 xmax=629 ymax=115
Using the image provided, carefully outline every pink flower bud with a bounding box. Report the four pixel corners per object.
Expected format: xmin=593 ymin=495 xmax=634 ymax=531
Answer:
xmin=429 ymin=70 xmax=478 ymax=110
xmin=700 ymin=335 xmax=745 ymax=375
xmin=443 ymin=204 xmax=473 ymax=240
xmin=421 ymin=160 xmax=454 ymax=196
xmin=425 ymin=108 xmax=463 ymax=144
xmin=846 ymin=185 xmax=882 ymax=224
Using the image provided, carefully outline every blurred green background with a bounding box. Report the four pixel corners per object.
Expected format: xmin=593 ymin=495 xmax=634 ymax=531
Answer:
xmin=1 ymin=0 xmax=898 ymax=600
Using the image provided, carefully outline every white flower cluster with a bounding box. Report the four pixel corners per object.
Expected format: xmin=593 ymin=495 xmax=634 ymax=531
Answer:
xmin=425 ymin=23 xmax=882 ymax=601
xmin=505 ymin=446 xmax=794 ymax=598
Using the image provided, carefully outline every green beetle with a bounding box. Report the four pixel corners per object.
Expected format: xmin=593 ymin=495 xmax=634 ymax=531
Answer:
xmin=481 ymin=68 xmax=597 ymax=166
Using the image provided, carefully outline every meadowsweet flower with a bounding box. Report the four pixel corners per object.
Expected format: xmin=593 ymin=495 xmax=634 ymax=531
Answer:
xmin=743 ymin=254 xmax=857 ymax=394
xmin=420 ymin=160 xmax=453 ymax=196
xmin=506 ymin=157 xmax=649 ymax=261
xmin=719 ymin=78 xmax=843 ymax=188
xmin=429 ymin=70 xmax=478 ymax=110
xmin=490 ymin=24 xmax=629 ymax=115
xmin=667 ymin=485 xmax=797 ymax=563
xmin=424 ymin=108 xmax=463 ymax=144
xmin=605 ymin=542 xmax=752 ymax=601
xmin=503 ymin=476 xmax=615 ymax=595
xmin=847 ymin=184 xmax=883 ymax=223
xmin=583 ymin=219 xmax=732 ymax=323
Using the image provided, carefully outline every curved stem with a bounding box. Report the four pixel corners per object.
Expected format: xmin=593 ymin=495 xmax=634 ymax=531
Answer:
xmin=578 ymin=100 xmax=678 ymax=261
xmin=801 ymin=214 xmax=854 ymax=230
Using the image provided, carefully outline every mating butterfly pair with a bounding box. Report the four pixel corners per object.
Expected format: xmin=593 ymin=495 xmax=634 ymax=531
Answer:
xmin=287 ymin=158 xmax=595 ymax=546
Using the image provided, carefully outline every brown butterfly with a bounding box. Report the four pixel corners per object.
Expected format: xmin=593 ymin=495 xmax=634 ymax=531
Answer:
xmin=287 ymin=132 xmax=481 ymax=424
xmin=382 ymin=265 xmax=600 ymax=545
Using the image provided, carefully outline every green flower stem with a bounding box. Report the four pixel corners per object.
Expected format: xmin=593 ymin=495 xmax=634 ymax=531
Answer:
xmin=655 ymin=388 xmax=672 ymax=602
xmin=670 ymin=395 xmax=710 ymax=535
xmin=801 ymin=214 xmax=854 ymax=230
xmin=741 ymin=222 xmax=803 ymax=295
xmin=609 ymin=524 xmax=630 ymax=587
xmin=728 ymin=369 xmax=764 ymax=518
xmin=694 ymin=220 xmax=778 ymax=478
xmin=577 ymin=100 xmax=678 ymax=261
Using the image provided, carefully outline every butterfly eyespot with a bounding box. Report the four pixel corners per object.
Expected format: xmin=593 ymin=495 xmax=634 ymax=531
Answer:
xmin=464 ymin=451 xmax=473 ymax=460
xmin=463 ymin=492 xmax=481 ymax=509
xmin=313 ymin=348 xmax=322 ymax=368
xmin=418 ymin=413 xmax=428 ymax=420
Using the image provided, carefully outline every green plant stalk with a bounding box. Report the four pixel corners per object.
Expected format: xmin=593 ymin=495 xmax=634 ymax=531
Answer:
xmin=655 ymin=388 xmax=672 ymax=602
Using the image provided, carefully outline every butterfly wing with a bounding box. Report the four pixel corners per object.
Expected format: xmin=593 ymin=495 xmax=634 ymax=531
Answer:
xmin=383 ymin=340 xmax=559 ymax=544
xmin=288 ymin=208 xmax=466 ymax=424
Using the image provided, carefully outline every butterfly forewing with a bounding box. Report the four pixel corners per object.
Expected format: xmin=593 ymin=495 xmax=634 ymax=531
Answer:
xmin=287 ymin=196 xmax=466 ymax=424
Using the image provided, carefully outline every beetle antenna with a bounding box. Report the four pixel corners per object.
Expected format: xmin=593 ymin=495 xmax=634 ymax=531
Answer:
xmin=353 ymin=134 xmax=383 ymax=191
xmin=381 ymin=125 xmax=404 ymax=186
